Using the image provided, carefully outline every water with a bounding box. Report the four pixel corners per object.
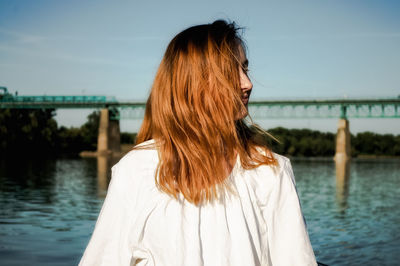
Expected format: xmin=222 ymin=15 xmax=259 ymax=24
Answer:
xmin=0 ymin=156 xmax=399 ymax=266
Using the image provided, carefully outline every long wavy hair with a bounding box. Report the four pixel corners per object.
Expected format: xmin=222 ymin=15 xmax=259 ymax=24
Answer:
xmin=136 ymin=20 xmax=276 ymax=205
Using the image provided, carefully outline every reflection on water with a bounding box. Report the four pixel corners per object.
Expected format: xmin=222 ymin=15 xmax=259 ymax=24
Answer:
xmin=97 ymin=155 xmax=110 ymax=192
xmin=293 ymin=158 xmax=400 ymax=266
xmin=0 ymin=156 xmax=399 ymax=266
xmin=0 ymin=156 xmax=104 ymax=266
xmin=335 ymin=159 xmax=351 ymax=213
xmin=96 ymin=156 xmax=119 ymax=193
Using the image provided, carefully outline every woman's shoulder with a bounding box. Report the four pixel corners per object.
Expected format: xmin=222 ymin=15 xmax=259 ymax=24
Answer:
xmin=253 ymin=146 xmax=291 ymax=173
xmin=116 ymin=139 xmax=158 ymax=167
xmin=110 ymin=139 xmax=159 ymax=186
xmin=243 ymin=151 xmax=293 ymax=187
xmin=271 ymin=152 xmax=291 ymax=170
xmin=239 ymin=152 xmax=294 ymax=207
xmin=261 ymin=152 xmax=293 ymax=178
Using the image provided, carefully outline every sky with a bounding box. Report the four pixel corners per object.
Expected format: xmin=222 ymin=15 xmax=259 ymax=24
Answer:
xmin=0 ymin=0 xmax=399 ymax=133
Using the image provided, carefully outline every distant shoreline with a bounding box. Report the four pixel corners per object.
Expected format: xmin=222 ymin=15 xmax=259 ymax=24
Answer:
xmin=290 ymin=155 xmax=400 ymax=162
xmin=79 ymin=144 xmax=400 ymax=163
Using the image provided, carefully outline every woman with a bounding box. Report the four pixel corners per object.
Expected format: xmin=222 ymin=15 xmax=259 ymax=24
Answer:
xmin=80 ymin=20 xmax=317 ymax=266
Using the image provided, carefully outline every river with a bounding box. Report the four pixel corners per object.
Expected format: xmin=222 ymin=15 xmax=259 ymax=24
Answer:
xmin=0 ymin=156 xmax=399 ymax=265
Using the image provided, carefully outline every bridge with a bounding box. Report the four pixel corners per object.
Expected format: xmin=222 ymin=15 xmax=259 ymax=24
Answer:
xmin=2 ymin=86 xmax=400 ymax=160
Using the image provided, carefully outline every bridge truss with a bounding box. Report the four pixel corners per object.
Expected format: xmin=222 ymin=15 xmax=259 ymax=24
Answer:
xmin=114 ymin=99 xmax=400 ymax=120
xmin=1 ymin=87 xmax=399 ymax=120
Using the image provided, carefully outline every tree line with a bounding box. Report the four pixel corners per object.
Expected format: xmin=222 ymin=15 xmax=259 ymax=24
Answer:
xmin=1 ymin=109 xmax=399 ymax=157
xmin=268 ymin=127 xmax=400 ymax=157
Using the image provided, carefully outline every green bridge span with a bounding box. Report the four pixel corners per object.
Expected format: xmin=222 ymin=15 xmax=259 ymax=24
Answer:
xmin=2 ymin=86 xmax=399 ymax=159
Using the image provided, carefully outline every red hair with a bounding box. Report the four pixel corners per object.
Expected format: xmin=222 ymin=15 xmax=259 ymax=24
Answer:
xmin=136 ymin=20 xmax=276 ymax=204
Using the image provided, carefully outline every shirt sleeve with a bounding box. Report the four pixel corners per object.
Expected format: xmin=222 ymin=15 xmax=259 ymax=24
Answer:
xmin=265 ymin=158 xmax=317 ymax=266
xmin=79 ymin=163 xmax=133 ymax=266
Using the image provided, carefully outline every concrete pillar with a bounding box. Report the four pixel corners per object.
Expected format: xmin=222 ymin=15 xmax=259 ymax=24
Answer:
xmin=97 ymin=109 xmax=109 ymax=154
xmin=97 ymin=108 xmax=121 ymax=155
xmin=334 ymin=119 xmax=351 ymax=162
xmin=108 ymin=119 xmax=121 ymax=153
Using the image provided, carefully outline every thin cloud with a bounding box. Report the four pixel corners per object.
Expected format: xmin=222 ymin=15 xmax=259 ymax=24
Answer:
xmin=0 ymin=27 xmax=46 ymax=44
xmin=0 ymin=27 xmax=163 ymax=44
xmin=250 ymin=32 xmax=400 ymax=41
xmin=0 ymin=44 xmax=130 ymax=67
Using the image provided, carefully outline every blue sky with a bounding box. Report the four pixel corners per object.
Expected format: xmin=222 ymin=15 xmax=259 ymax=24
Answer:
xmin=0 ymin=0 xmax=399 ymax=133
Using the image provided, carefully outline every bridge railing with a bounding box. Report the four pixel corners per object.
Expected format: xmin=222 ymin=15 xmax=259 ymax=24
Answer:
xmin=1 ymin=86 xmax=399 ymax=120
xmin=1 ymin=95 xmax=112 ymax=103
xmin=248 ymin=99 xmax=400 ymax=119
xmin=0 ymin=88 xmax=117 ymax=108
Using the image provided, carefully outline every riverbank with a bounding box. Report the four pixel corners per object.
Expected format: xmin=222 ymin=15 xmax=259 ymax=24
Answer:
xmin=290 ymin=156 xmax=400 ymax=163
xmin=79 ymin=143 xmax=134 ymax=158
xmin=80 ymin=143 xmax=400 ymax=162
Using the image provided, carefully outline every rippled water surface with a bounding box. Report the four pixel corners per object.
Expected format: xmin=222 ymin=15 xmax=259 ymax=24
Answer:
xmin=0 ymin=157 xmax=399 ymax=265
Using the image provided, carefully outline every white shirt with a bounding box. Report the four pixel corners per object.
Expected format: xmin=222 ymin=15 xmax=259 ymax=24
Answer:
xmin=79 ymin=140 xmax=317 ymax=266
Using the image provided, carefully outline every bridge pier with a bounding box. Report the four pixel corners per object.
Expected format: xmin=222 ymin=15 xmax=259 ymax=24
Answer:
xmin=334 ymin=118 xmax=351 ymax=161
xmin=97 ymin=108 xmax=121 ymax=155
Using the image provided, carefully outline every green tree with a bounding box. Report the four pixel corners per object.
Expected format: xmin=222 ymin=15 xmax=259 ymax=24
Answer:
xmin=80 ymin=111 xmax=100 ymax=150
xmin=267 ymin=127 xmax=335 ymax=157
xmin=121 ymin=132 xmax=137 ymax=144
xmin=0 ymin=108 xmax=58 ymax=156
